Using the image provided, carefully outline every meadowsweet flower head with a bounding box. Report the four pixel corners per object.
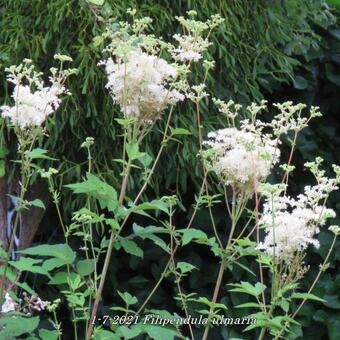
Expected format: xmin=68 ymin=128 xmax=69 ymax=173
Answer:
xmin=81 ymin=137 xmax=95 ymax=148
xmin=202 ymin=127 xmax=280 ymax=194
xmin=270 ymin=102 xmax=320 ymax=135
xmin=172 ymin=34 xmax=210 ymax=62
xmin=1 ymin=58 xmax=74 ymax=130
xmin=101 ymin=49 xmax=184 ymax=123
xmin=258 ymin=203 xmax=334 ymax=263
xmin=187 ymin=84 xmax=209 ymax=102
xmin=202 ymin=100 xmax=326 ymax=196
xmin=258 ymin=165 xmax=339 ymax=263
xmin=39 ymin=167 xmax=59 ymax=179
xmin=100 ymin=11 xmax=222 ymax=124
xmin=171 ymin=12 xmax=223 ymax=63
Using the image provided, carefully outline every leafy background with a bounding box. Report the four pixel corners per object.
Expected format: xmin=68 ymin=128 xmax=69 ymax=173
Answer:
xmin=0 ymin=0 xmax=340 ymax=339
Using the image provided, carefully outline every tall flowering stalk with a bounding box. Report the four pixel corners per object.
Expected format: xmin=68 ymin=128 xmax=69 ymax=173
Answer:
xmin=255 ymin=160 xmax=340 ymax=339
xmin=199 ymin=100 xmax=336 ymax=339
xmin=0 ymin=55 xmax=75 ymax=329
xmin=86 ymin=10 xmax=223 ymax=339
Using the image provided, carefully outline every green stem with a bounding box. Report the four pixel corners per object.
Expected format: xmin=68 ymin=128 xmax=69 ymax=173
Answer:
xmin=274 ymin=234 xmax=338 ymax=340
xmin=258 ymin=305 xmax=275 ymax=340
xmin=49 ymin=179 xmax=79 ymax=340
xmin=202 ymin=189 xmax=248 ymax=340
xmin=86 ymin=105 xmax=174 ymax=338
xmin=168 ymin=204 xmax=195 ymax=340
xmin=86 ymin=163 xmax=131 ymax=339
xmin=53 ymin=310 xmax=62 ymax=340
xmin=133 ymin=174 xmax=207 ymax=320
xmin=201 ymin=259 xmax=225 ymax=340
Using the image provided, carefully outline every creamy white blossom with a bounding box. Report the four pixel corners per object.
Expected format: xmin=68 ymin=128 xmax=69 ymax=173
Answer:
xmin=1 ymin=293 xmax=18 ymax=313
xmin=203 ymin=127 xmax=280 ymax=192
xmin=102 ymin=49 xmax=184 ymax=123
xmin=258 ymin=183 xmax=337 ymax=263
xmin=270 ymin=102 xmax=321 ymax=135
xmin=1 ymin=58 xmax=73 ymax=129
xmin=171 ymin=12 xmax=223 ymax=63
xmin=172 ymin=34 xmax=210 ymax=62
xmin=1 ymin=84 xmax=64 ymax=129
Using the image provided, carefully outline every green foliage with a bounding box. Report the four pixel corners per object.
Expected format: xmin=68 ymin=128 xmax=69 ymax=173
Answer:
xmin=18 ymin=244 xmax=76 ymax=264
xmin=229 ymin=281 xmax=266 ymax=298
xmin=290 ymin=292 xmax=326 ymax=303
xmin=65 ymin=173 xmax=118 ymax=212
xmin=0 ymin=315 xmax=39 ymax=338
xmin=271 ymin=8 xmax=340 ymax=338
xmin=76 ymin=259 xmax=96 ymax=276
xmin=118 ymin=239 xmax=144 ymax=258
xmin=177 ymin=229 xmax=208 ymax=246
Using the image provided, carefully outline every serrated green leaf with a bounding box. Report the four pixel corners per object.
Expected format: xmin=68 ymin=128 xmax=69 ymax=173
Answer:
xmin=116 ymin=325 xmax=142 ymax=339
xmin=65 ymin=173 xmax=118 ymax=212
xmin=229 ymin=281 xmax=266 ymax=297
xmin=177 ymin=229 xmax=208 ymax=246
xmin=126 ymin=143 xmax=145 ymax=161
xmin=38 ymin=328 xmax=59 ymax=340
xmin=132 ymin=200 xmax=169 ymax=214
xmin=133 ymin=224 xmax=170 ymax=253
xmin=76 ymin=259 xmax=96 ymax=276
xmin=291 ymin=292 xmax=326 ymax=303
xmin=26 ymin=148 xmax=55 ymax=160
xmin=93 ymin=329 xmax=119 ymax=340
xmin=120 ymin=239 xmax=143 ymax=258
xmin=42 ymin=257 xmax=66 ymax=271
xmin=117 ymin=290 xmax=138 ymax=305
xmin=9 ymin=257 xmax=50 ymax=277
xmin=0 ymin=316 xmax=39 ymax=338
xmin=143 ymin=324 xmax=179 ymax=340
xmin=19 ymin=244 xmax=75 ymax=264
xmin=0 ymin=266 xmax=35 ymax=294
xmin=49 ymin=271 xmax=79 ymax=285
xmin=29 ymin=199 xmax=46 ymax=209
xmin=176 ymin=261 xmax=197 ymax=274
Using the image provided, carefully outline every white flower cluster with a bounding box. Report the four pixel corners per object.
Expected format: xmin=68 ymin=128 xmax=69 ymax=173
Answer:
xmin=172 ymin=34 xmax=210 ymax=62
xmin=1 ymin=57 xmax=74 ymax=130
xmin=271 ymin=102 xmax=321 ymax=135
xmin=1 ymin=84 xmax=64 ymax=129
xmin=1 ymin=292 xmax=48 ymax=314
xmin=203 ymin=127 xmax=280 ymax=192
xmin=202 ymin=100 xmax=326 ymax=196
xmin=102 ymin=49 xmax=184 ymax=123
xmin=258 ymin=181 xmax=338 ymax=263
xmin=1 ymin=293 xmax=18 ymax=313
xmin=171 ymin=12 xmax=224 ymax=63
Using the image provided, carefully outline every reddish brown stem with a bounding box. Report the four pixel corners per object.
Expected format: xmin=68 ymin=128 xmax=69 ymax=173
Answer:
xmin=254 ymin=183 xmax=267 ymax=311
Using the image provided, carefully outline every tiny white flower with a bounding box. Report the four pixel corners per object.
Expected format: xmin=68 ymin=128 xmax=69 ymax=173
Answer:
xmin=1 ymin=293 xmax=18 ymax=313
